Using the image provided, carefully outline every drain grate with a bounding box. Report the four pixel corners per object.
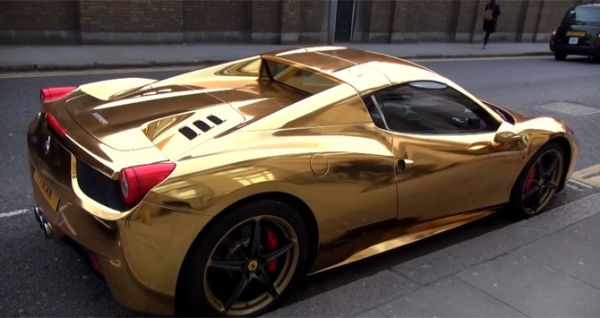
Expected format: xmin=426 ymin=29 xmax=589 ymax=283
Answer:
xmin=535 ymin=102 xmax=600 ymax=116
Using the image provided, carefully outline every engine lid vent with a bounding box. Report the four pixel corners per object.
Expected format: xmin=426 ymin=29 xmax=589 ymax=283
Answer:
xmin=177 ymin=114 xmax=227 ymax=141
xmin=178 ymin=127 xmax=197 ymax=140
xmin=207 ymin=115 xmax=224 ymax=125
xmin=193 ymin=120 xmax=211 ymax=132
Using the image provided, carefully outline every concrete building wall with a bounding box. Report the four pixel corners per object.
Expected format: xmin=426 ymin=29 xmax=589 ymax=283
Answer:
xmin=0 ymin=0 xmax=79 ymax=43
xmin=184 ymin=0 xmax=252 ymax=42
xmin=298 ymin=0 xmax=329 ymax=43
xmin=399 ymin=0 xmax=459 ymax=42
xmin=79 ymin=0 xmax=184 ymax=43
xmin=0 ymin=0 xmax=588 ymax=44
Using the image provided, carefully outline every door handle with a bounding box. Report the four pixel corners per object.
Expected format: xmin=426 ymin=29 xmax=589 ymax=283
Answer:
xmin=397 ymin=159 xmax=415 ymax=171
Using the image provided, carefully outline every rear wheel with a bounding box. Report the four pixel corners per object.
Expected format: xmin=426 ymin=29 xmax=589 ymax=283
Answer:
xmin=509 ymin=143 xmax=565 ymax=218
xmin=554 ymin=52 xmax=567 ymax=61
xmin=180 ymin=200 xmax=308 ymax=316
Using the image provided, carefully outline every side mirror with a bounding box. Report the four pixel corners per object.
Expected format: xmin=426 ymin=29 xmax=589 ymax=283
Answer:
xmin=494 ymin=122 xmax=529 ymax=147
xmin=494 ymin=131 xmax=522 ymax=144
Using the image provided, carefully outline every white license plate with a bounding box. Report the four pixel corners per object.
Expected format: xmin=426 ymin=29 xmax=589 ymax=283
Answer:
xmin=568 ymin=37 xmax=579 ymax=45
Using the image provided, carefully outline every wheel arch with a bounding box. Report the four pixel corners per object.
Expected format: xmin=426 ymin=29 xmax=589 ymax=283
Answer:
xmin=174 ymin=191 xmax=319 ymax=313
xmin=511 ymin=136 xmax=572 ymax=195
xmin=548 ymin=136 xmax=572 ymax=190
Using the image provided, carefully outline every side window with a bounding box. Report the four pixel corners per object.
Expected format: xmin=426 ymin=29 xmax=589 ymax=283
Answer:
xmin=364 ymin=81 xmax=499 ymax=134
xmin=363 ymin=94 xmax=387 ymax=129
xmin=263 ymin=60 xmax=338 ymax=95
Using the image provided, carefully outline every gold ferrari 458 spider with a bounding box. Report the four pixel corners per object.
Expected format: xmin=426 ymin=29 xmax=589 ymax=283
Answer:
xmin=28 ymin=47 xmax=578 ymax=316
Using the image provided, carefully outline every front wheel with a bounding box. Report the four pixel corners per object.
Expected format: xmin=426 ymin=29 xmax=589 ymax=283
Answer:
xmin=509 ymin=143 xmax=565 ymax=218
xmin=179 ymin=200 xmax=309 ymax=316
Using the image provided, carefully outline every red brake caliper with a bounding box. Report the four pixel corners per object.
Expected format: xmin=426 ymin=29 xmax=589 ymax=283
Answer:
xmin=524 ymin=168 xmax=537 ymax=194
xmin=265 ymin=227 xmax=279 ymax=273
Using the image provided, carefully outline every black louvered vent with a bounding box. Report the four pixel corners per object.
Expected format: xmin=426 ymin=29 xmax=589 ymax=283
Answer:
xmin=179 ymin=127 xmax=197 ymax=140
xmin=193 ymin=120 xmax=211 ymax=132
xmin=178 ymin=115 xmax=227 ymax=141
xmin=207 ymin=115 xmax=224 ymax=125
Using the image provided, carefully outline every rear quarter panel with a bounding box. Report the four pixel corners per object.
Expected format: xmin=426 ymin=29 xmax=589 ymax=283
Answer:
xmin=145 ymin=124 xmax=397 ymax=271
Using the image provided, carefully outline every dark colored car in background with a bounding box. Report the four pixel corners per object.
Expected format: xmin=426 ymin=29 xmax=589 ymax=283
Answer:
xmin=550 ymin=4 xmax=600 ymax=61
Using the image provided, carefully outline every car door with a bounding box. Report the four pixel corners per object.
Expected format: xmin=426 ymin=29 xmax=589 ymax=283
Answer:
xmin=363 ymin=81 xmax=524 ymax=223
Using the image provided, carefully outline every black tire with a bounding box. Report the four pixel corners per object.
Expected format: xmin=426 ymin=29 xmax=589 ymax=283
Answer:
xmin=509 ymin=143 xmax=565 ymax=219
xmin=179 ymin=200 xmax=309 ymax=317
xmin=554 ymin=52 xmax=567 ymax=61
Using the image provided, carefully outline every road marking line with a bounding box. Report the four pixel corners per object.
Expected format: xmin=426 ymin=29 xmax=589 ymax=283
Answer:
xmin=412 ymin=55 xmax=549 ymax=63
xmin=0 ymin=56 xmax=550 ymax=79
xmin=0 ymin=208 xmax=30 ymax=218
xmin=0 ymin=65 xmax=201 ymax=79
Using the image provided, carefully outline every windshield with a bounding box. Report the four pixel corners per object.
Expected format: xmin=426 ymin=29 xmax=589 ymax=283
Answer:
xmin=263 ymin=60 xmax=339 ymax=95
xmin=563 ymin=6 xmax=600 ymax=24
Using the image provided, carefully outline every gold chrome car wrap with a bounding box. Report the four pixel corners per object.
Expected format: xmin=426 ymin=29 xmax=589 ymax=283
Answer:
xmin=28 ymin=47 xmax=578 ymax=315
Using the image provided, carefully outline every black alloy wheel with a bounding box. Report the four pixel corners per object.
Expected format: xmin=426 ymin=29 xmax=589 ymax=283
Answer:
xmin=179 ymin=200 xmax=308 ymax=317
xmin=510 ymin=143 xmax=565 ymax=218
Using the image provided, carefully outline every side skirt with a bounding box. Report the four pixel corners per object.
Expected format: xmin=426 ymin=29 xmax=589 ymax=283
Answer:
xmin=310 ymin=209 xmax=495 ymax=274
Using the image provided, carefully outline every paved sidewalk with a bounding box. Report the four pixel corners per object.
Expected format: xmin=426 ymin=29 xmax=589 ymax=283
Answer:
xmin=268 ymin=193 xmax=600 ymax=317
xmin=0 ymin=42 xmax=550 ymax=71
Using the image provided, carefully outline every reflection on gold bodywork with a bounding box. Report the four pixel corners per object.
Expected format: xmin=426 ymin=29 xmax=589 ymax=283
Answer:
xmin=314 ymin=209 xmax=495 ymax=273
xmin=392 ymin=131 xmax=523 ymax=221
xmin=27 ymin=46 xmax=579 ymax=315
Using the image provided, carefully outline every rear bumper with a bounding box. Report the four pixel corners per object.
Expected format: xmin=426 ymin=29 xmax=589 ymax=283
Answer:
xmin=550 ymin=41 xmax=600 ymax=56
xmin=30 ymin=177 xmax=176 ymax=315
xmin=27 ymin=116 xmax=212 ymax=316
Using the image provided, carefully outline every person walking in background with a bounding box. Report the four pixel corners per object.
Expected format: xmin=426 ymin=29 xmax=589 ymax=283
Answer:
xmin=482 ymin=0 xmax=501 ymax=49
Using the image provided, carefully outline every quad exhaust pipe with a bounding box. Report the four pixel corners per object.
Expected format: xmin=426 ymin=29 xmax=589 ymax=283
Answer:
xmin=32 ymin=206 xmax=53 ymax=238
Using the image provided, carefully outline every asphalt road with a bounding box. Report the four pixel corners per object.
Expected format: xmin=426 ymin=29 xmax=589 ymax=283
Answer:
xmin=0 ymin=56 xmax=599 ymax=316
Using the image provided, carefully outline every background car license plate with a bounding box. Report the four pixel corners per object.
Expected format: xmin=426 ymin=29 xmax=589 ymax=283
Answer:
xmin=568 ymin=37 xmax=579 ymax=45
xmin=33 ymin=170 xmax=60 ymax=211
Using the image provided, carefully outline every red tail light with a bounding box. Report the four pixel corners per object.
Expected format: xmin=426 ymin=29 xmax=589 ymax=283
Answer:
xmin=45 ymin=113 xmax=67 ymax=137
xmin=119 ymin=163 xmax=176 ymax=206
xmin=40 ymin=86 xmax=76 ymax=103
xmin=551 ymin=28 xmax=558 ymax=41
